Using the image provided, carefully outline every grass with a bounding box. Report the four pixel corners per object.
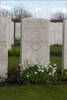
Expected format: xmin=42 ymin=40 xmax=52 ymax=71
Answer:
xmin=8 ymin=56 xmax=20 ymax=69
xmin=50 ymin=56 xmax=62 ymax=72
xmin=14 ymin=40 xmax=20 ymax=47
xmin=50 ymin=44 xmax=62 ymax=54
xmin=0 ymin=85 xmax=67 ymax=100
xmin=50 ymin=44 xmax=62 ymax=72
xmin=8 ymin=40 xmax=20 ymax=69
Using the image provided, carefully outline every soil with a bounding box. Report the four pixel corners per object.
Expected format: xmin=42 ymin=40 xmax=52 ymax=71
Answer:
xmin=53 ymin=80 xmax=67 ymax=85
xmin=0 ymin=80 xmax=67 ymax=87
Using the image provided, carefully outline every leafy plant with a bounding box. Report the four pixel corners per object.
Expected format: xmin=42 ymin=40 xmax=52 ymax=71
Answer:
xmin=0 ymin=77 xmax=5 ymax=83
xmin=14 ymin=40 xmax=20 ymax=47
xmin=7 ymin=68 xmax=20 ymax=84
xmin=21 ymin=59 xmax=58 ymax=85
xmin=8 ymin=47 xmax=20 ymax=57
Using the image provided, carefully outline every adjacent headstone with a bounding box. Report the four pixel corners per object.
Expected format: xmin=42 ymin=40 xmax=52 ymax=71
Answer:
xmin=63 ymin=20 xmax=67 ymax=70
xmin=49 ymin=22 xmax=63 ymax=45
xmin=0 ymin=18 xmax=8 ymax=78
xmin=15 ymin=22 xmax=21 ymax=40
xmin=21 ymin=18 xmax=49 ymax=69
xmin=7 ymin=19 xmax=14 ymax=50
xmin=10 ymin=21 xmax=14 ymax=45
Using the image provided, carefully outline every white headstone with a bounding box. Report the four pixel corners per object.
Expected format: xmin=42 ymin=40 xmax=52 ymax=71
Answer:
xmin=7 ymin=19 xmax=14 ymax=50
xmin=0 ymin=18 xmax=8 ymax=78
xmin=21 ymin=18 xmax=49 ymax=69
xmin=49 ymin=22 xmax=63 ymax=45
xmin=63 ymin=20 xmax=67 ymax=70
xmin=10 ymin=21 xmax=14 ymax=45
xmin=15 ymin=23 xmax=21 ymax=40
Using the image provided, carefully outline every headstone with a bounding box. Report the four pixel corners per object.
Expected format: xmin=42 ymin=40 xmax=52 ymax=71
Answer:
xmin=0 ymin=18 xmax=8 ymax=78
xmin=49 ymin=22 xmax=63 ymax=45
xmin=21 ymin=18 xmax=49 ymax=69
xmin=63 ymin=20 xmax=67 ymax=70
xmin=15 ymin=22 xmax=21 ymax=40
xmin=7 ymin=19 xmax=14 ymax=50
xmin=10 ymin=21 xmax=14 ymax=45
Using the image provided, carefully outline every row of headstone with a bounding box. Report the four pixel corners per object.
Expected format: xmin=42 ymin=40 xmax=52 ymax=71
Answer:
xmin=0 ymin=17 xmax=14 ymax=78
xmin=1 ymin=18 xmax=64 ymax=49
xmin=0 ymin=18 xmax=67 ymax=78
xmin=14 ymin=21 xmax=63 ymax=45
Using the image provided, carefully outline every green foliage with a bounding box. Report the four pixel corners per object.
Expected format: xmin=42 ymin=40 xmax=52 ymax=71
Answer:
xmin=0 ymin=77 xmax=5 ymax=83
xmin=8 ymin=56 xmax=20 ymax=69
xmin=64 ymin=69 xmax=67 ymax=75
xmin=20 ymin=60 xmax=57 ymax=85
xmin=8 ymin=47 xmax=20 ymax=57
xmin=7 ymin=68 xmax=21 ymax=84
xmin=50 ymin=56 xmax=62 ymax=73
xmin=14 ymin=40 xmax=20 ymax=47
xmin=58 ymin=74 xmax=67 ymax=81
xmin=50 ymin=44 xmax=62 ymax=56
xmin=8 ymin=40 xmax=20 ymax=57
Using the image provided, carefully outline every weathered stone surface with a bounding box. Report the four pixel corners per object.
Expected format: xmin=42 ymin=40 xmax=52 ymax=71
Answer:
xmin=49 ymin=22 xmax=63 ymax=45
xmin=15 ymin=22 xmax=21 ymax=40
xmin=21 ymin=18 xmax=50 ymax=69
xmin=63 ymin=20 xmax=67 ymax=69
xmin=7 ymin=19 xmax=14 ymax=50
xmin=0 ymin=18 xmax=8 ymax=78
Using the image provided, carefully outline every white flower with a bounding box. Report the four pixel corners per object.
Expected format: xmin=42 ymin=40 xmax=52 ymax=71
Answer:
xmin=38 ymin=69 xmax=44 ymax=73
xmin=38 ymin=65 xmax=41 ymax=69
xmin=53 ymin=69 xmax=56 ymax=73
xmin=41 ymin=70 xmax=44 ymax=73
xmin=50 ymin=65 xmax=52 ymax=68
xmin=52 ymin=69 xmax=56 ymax=76
xmin=35 ymin=72 xmax=37 ymax=75
xmin=38 ymin=69 xmax=41 ymax=72
xmin=45 ymin=65 xmax=47 ymax=67
xmin=26 ymin=75 xmax=29 ymax=78
xmin=52 ymin=67 xmax=57 ymax=72
xmin=45 ymin=65 xmax=48 ymax=69
xmin=49 ymin=72 xmax=52 ymax=76
xmin=45 ymin=65 xmax=49 ymax=71
xmin=53 ymin=64 xmax=56 ymax=66
xmin=19 ymin=64 xmax=20 ymax=66
xmin=52 ymin=73 xmax=54 ymax=77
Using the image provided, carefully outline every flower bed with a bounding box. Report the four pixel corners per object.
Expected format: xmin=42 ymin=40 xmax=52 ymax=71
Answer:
xmin=20 ymin=59 xmax=57 ymax=85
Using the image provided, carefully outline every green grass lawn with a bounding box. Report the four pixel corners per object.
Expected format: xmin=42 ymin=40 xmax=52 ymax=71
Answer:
xmin=50 ymin=45 xmax=62 ymax=54
xmin=50 ymin=56 xmax=62 ymax=71
xmin=8 ymin=56 xmax=20 ymax=69
xmin=0 ymin=85 xmax=67 ymax=100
